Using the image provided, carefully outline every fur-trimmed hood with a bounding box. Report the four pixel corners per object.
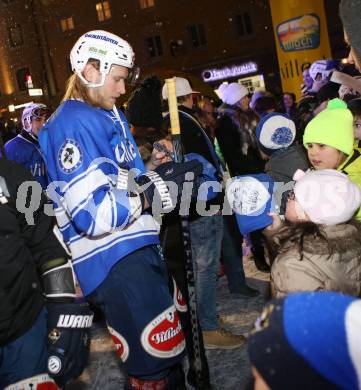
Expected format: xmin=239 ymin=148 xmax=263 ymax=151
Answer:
xmin=271 ymin=221 xmax=361 ymax=298
xmin=274 ymin=221 xmax=361 ymax=256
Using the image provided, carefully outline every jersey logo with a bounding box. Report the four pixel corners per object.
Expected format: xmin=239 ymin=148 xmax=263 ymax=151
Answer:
xmin=107 ymin=325 xmax=130 ymax=362
xmin=31 ymin=162 xmax=45 ymax=178
xmin=4 ymin=373 xmax=57 ymax=390
xmin=58 ymin=139 xmax=83 ymax=174
xmin=141 ymin=305 xmax=185 ymax=359
xmin=115 ymin=139 xmax=137 ymax=165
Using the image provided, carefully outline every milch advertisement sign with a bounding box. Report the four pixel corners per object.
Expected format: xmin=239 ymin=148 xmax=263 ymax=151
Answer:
xmin=269 ymin=0 xmax=331 ymax=100
xmin=277 ymin=13 xmax=320 ymax=52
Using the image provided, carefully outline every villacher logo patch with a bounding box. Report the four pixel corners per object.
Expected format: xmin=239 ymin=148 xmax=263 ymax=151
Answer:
xmin=58 ymin=139 xmax=84 ymax=174
xmin=141 ymin=305 xmax=185 ymax=359
xmin=107 ymin=326 xmax=130 ymax=363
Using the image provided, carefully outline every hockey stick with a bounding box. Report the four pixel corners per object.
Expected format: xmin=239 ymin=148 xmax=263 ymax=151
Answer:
xmin=165 ymin=78 xmax=204 ymax=388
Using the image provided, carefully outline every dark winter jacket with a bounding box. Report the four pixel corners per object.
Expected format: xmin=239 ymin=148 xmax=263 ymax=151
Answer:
xmin=265 ymin=144 xmax=310 ymax=183
xmin=178 ymin=106 xmax=222 ymax=172
xmin=215 ymin=105 xmax=264 ymax=177
xmin=0 ymin=159 xmax=67 ymax=346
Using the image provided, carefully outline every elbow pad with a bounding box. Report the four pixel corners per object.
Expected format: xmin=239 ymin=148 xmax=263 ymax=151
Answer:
xmin=41 ymin=259 xmax=76 ymax=300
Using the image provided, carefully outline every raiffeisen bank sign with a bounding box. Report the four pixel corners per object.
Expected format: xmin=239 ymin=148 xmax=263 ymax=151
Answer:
xmin=202 ymin=62 xmax=258 ymax=82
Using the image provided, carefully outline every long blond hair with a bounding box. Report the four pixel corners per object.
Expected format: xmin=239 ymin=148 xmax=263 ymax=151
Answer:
xmin=63 ymin=60 xmax=99 ymax=106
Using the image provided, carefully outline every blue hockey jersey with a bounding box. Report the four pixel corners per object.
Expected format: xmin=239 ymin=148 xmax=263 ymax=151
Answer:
xmin=39 ymin=100 xmax=159 ymax=296
xmin=5 ymin=131 xmax=48 ymax=189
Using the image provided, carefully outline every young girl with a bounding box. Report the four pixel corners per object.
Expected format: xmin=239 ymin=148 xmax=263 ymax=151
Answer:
xmin=303 ymin=98 xmax=361 ymax=219
xmin=265 ymin=169 xmax=361 ymax=298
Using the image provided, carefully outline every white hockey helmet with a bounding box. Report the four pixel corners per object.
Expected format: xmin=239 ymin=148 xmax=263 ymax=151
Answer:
xmin=22 ymin=103 xmax=50 ymax=131
xmin=309 ymin=60 xmax=339 ymax=82
xmin=70 ymin=30 xmax=135 ymax=88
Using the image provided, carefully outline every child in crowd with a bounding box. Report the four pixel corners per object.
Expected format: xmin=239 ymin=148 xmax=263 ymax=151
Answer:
xmin=253 ymin=96 xmax=278 ymax=118
xmin=347 ymin=97 xmax=361 ymax=149
xmin=256 ymin=113 xmax=309 ymax=183
xmin=265 ymin=169 xmax=361 ymax=298
xmin=248 ymin=291 xmax=361 ymax=390
xmin=303 ymin=98 xmax=361 ymax=219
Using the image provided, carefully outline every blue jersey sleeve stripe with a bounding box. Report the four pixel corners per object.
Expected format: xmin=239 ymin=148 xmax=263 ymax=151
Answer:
xmin=69 ymin=214 xmax=158 ymax=260
xmin=72 ymin=229 xmax=159 ymax=265
xmin=63 ymin=168 xmax=109 ymax=211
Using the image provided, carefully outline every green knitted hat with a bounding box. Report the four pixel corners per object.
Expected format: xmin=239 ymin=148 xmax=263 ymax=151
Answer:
xmin=303 ymin=98 xmax=354 ymax=155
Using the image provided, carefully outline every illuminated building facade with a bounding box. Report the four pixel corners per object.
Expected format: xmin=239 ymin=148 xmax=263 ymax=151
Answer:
xmin=0 ymin=0 xmax=345 ymax=117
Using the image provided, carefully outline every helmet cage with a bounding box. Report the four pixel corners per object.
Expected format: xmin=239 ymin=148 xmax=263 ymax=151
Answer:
xmin=22 ymin=103 xmax=49 ymax=131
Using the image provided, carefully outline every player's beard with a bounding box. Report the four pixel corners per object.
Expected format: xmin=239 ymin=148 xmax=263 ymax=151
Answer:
xmin=87 ymin=86 xmax=114 ymax=111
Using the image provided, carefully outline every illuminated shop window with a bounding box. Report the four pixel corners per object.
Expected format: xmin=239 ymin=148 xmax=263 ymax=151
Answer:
xmin=96 ymin=1 xmax=112 ymax=22
xmin=140 ymin=0 xmax=155 ymax=9
xmin=60 ymin=17 xmax=74 ymax=32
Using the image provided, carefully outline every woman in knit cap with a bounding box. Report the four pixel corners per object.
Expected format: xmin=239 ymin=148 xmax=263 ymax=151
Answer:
xmin=216 ymin=82 xmax=263 ymax=177
xmin=216 ymin=82 xmax=269 ymax=272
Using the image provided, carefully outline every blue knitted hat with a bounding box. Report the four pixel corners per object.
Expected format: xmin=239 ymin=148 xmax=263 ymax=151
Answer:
xmin=226 ymin=173 xmax=276 ymax=234
xmin=256 ymin=112 xmax=296 ymax=156
xmin=248 ymin=292 xmax=361 ymax=390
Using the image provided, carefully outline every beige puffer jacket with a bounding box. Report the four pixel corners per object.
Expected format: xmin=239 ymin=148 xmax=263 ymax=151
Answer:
xmin=271 ymin=224 xmax=361 ymax=298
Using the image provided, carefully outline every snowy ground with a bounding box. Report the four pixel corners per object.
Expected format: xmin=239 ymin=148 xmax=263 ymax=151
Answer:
xmin=68 ymin=258 xmax=270 ymax=390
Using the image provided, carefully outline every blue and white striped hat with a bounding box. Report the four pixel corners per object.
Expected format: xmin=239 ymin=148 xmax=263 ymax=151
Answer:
xmin=256 ymin=112 xmax=296 ymax=156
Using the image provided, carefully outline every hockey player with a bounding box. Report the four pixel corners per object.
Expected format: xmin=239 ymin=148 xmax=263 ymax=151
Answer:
xmin=5 ymin=103 xmax=51 ymax=189
xmin=38 ymin=30 xmax=202 ymax=389
xmin=0 ymin=136 xmax=92 ymax=389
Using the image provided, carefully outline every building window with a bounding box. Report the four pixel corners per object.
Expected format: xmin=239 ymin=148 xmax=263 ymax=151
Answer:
xmin=146 ymin=35 xmax=163 ymax=58
xmin=16 ymin=67 xmax=31 ymax=91
xmin=188 ymin=24 xmax=207 ymax=48
xmin=8 ymin=23 xmax=23 ymax=47
xmin=236 ymin=13 xmax=253 ymax=36
xmin=140 ymin=0 xmax=155 ymax=9
xmin=96 ymin=1 xmax=111 ymax=22
xmin=60 ymin=17 xmax=74 ymax=32
xmin=240 ymin=79 xmax=254 ymax=93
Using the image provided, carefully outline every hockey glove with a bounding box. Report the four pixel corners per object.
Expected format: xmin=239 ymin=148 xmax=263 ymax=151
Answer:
xmin=47 ymin=302 xmax=93 ymax=387
xmin=137 ymin=160 xmax=203 ymax=213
